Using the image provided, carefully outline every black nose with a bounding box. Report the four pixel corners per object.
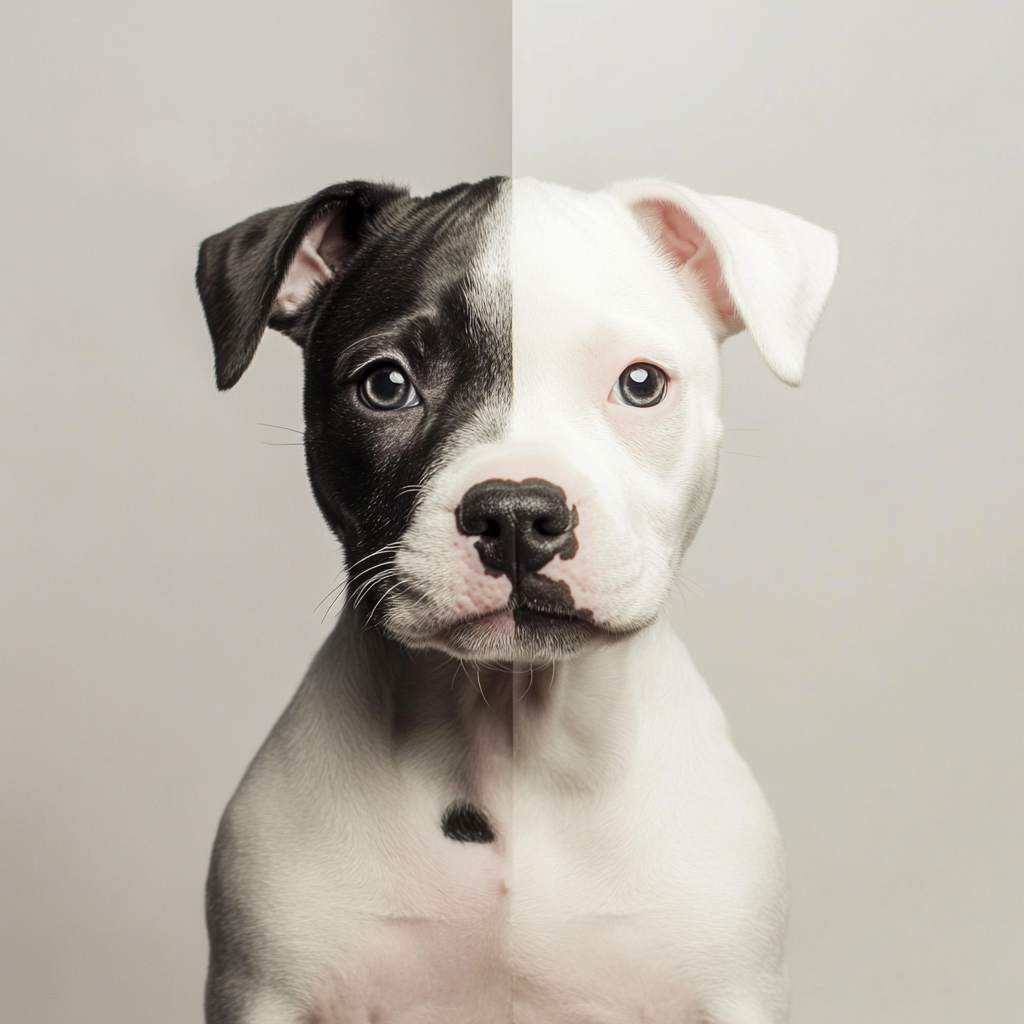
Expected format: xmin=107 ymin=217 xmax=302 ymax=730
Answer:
xmin=456 ymin=478 xmax=578 ymax=589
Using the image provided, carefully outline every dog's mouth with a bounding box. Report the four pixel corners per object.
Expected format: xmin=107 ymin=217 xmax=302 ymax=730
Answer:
xmin=421 ymin=598 xmax=608 ymax=661
xmin=379 ymin=566 xmax=624 ymax=660
xmin=449 ymin=599 xmax=591 ymax=629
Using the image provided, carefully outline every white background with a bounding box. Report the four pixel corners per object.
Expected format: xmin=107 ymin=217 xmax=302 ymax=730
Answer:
xmin=2 ymin=1 xmax=1021 ymax=1021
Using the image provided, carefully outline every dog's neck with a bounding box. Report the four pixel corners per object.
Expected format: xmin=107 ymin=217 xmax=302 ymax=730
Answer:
xmin=313 ymin=607 xmax=670 ymax=793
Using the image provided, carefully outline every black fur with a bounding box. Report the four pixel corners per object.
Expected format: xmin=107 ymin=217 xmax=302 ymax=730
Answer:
xmin=196 ymin=179 xmax=511 ymax=622
xmin=441 ymin=800 xmax=495 ymax=843
xmin=196 ymin=182 xmax=411 ymax=390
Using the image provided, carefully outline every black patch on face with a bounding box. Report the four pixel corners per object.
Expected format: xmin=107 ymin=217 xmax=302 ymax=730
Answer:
xmin=196 ymin=180 xmax=511 ymax=626
xmin=441 ymin=800 xmax=495 ymax=843
xmin=302 ymin=181 xmax=510 ymax=617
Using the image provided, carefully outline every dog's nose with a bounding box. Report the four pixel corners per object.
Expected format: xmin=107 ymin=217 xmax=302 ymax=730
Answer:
xmin=456 ymin=479 xmax=578 ymax=589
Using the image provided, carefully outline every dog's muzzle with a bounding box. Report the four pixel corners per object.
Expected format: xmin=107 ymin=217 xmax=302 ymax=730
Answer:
xmin=455 ymin=478 xmax=579 ymax=596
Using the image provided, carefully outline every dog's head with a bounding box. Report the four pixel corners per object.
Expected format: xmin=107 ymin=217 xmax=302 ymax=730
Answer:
xmin=197 ymin=177 xmax=836 ymax=662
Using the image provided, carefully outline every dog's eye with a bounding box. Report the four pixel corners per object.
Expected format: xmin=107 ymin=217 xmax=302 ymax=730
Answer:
xmin=614 ymin=363 xmax=667 ymax=407
xmin=359 ymin=363 xmax=421 ymax=410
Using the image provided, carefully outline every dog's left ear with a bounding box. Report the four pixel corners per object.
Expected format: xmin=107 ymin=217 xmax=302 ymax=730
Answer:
xmin=609 ymin=181 xmax=838 ymax=386
xmin=196 ymin=182 xmax=409 ymax=390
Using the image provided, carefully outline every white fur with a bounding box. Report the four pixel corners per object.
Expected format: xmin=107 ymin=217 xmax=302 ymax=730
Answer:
xmin=210 ymin=178 xmax=837 ymax=1023
xmin=611 ymin=180 xmax=838 ymax=386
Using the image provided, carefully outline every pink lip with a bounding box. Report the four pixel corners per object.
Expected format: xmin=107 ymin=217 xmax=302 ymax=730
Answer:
xmin=440 ymin=607 xmax=516 ymax=641
xmin=470 ymin=608 xmax=515 ymax=638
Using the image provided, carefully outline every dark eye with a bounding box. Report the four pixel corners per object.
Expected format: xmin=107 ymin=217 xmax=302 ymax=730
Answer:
xmin=615 ymin=363 xmax=667 ymax=407
xmin=359 ymin=363 xmax=421 ymax=410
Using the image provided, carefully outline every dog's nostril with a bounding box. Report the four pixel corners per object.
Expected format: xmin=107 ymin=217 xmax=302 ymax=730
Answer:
xmin=533 ymin=515 xmax=567 ymax=537
xmin=479 ymin=518 xmax=502 ymax=539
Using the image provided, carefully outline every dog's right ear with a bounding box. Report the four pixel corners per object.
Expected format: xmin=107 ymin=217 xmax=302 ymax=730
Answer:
xmin=196 ymin=182 xmax=409 ymax=390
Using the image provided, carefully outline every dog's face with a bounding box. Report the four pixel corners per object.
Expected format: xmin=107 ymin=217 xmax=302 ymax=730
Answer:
xmin=197 ymin=177 xmax=836 ymax=662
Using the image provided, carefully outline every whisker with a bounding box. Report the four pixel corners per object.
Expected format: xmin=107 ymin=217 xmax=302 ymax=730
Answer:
xmin=352 ymin=568 xmax=399 ymax=603
xmin=458 ymin=660 xmax=474 ymax=690
xmin=367 ymin=580 xmax=405 ymax=624
xmin=340 ymin=546 xmax=405 ymax=595
xmin=516 ymin=662 xmax=535 ymax=703
xmin=346 ymin=560 xmax=398 ymax=588
xmin=313 ymin=579 xmax=347 ymax=614
xmin=322 ymin=587 xmax=348 ymax=622
xmin=257 ymin=422 xmax=305 ymax=435
xmin=350 ymin=568 xmax=399 ymax=609
xmin=346 ymin=542 xmax=403 ymax=575
xmin=475 ymin=665 xmax=489 ymax=707
xmin=325 ymin=572 xmax=378 ymax=622
xmin=679 ymin=575 xmax=721 ymax=605
xmin=341 ymin=574 xmax=386 ymax=618
xmin=352 ymin=565 xmax=399 ymax=598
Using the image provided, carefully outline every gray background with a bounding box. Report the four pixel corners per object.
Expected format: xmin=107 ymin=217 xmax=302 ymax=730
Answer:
xmin=1 ymin=1 xmax=509 ymax=1021
xmin=1 ymin=0 xmax=1020 ymax=1021
xmin=512 ymin=1 xmax=1024 ymax=1020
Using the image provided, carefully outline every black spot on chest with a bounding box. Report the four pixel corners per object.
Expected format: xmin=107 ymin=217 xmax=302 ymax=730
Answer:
xmin=441 ymin=800 xmax=495 ymax=843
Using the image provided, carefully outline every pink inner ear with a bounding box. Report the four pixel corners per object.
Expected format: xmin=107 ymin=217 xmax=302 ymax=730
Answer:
xmin=638 ymin=200 xmax=741 ymax=331
xmin=274 ymin=210 xmax=347 ymax=315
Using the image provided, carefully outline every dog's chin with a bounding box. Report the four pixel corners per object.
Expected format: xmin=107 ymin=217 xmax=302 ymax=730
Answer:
xmin=387 ymin=606 xmax=646 ymax=663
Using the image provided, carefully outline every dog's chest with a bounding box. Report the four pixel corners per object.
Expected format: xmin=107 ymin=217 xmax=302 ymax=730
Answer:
xmin=508 ymin=799 xmax=701 ymax=1022
xmin=241 ymin=639 xmax=780 ymax=1022
xmin=307 ymin=790 xmax=705 ymax=1023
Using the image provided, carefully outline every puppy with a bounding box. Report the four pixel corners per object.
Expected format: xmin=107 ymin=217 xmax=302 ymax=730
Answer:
xmin=196 ymin=176 xmax=837 ymax=1024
